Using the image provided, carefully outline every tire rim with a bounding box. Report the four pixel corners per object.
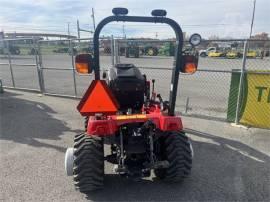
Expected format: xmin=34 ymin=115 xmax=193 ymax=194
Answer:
xmin=65 ymin=147 xmax=74 ymax=176
xmin=189 ymin=141 xmax=194 ymax=158
xmin=148 ymin=49 xmax=154 ymax=56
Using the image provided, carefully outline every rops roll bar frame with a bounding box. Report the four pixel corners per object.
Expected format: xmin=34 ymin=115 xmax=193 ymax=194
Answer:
xmin=93 ymin=14 xmax=184 ymax=116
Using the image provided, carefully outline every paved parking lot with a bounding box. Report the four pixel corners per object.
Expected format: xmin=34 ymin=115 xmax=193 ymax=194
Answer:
xmin=1 ymin=89 xmax=269 ymax=201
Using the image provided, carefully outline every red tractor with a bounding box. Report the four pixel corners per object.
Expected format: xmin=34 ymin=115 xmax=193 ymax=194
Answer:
xmin=65 ymin=8 xmax=201 ymax=193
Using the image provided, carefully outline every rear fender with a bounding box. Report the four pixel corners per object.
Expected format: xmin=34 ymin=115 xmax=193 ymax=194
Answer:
xmin=86 ymin=114 xmax=183 ymax=137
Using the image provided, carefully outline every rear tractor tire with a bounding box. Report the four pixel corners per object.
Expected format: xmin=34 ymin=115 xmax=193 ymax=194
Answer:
xmin=73 ymin=133 xmax=104 ymax=192
xmin=154 ymin=131 xmax=193 ymax=182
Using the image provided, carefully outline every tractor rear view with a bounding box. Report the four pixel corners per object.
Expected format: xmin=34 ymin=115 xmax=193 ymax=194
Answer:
xmin=65 ymin=8 xmax=201 ymax=193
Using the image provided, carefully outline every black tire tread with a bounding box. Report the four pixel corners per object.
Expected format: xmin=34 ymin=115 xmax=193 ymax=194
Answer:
xmin=73 ymin=133 xmax=104 ymax=192
xmin=154 ymin=131 xmax=192 ymax=182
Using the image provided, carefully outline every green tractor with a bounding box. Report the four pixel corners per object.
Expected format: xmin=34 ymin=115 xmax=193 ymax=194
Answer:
xmin=125 ymin=40 xmax=140 ymax=58
xmin=0 ymin=44 xmax=20 ymax=55
xmin=144 ymin=46 xmax=159 ymax=56
xmin=125 ymin=40 xmax=160 ymax=58
xmin=159 ymin=42 xmax=175 ymax=56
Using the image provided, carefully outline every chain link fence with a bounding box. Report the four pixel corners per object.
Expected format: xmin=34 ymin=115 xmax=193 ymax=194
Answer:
xmin=1 ymin=38 xmax=269 ymax=128
xmin=0 ymin=38 xmax=41 ymax=91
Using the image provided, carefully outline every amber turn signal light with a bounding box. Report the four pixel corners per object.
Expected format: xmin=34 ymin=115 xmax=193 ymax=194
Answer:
xmin=183 ymin=62 xmax=197 ymax=74
xmin=181 ymin=55 xmax=198 ymax=74
xmin=75 ymin=54 xmax=93 ymax=74
xmin=76 ymin=63 xmax=89 ymax=74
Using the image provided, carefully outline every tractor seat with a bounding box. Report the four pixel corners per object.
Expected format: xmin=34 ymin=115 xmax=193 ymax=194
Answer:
xmin=109 ymin=64 xmax=145 ymax=111
xmin=112 ymin=63 xmax=143 ymax=78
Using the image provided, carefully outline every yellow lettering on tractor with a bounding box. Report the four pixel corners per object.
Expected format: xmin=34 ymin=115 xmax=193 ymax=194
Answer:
xmin=116 ymin=114 xmax=147 ymax=120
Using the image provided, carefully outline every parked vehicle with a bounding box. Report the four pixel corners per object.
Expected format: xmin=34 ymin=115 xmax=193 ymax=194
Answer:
xmin=226 ymin=50 xmax=243 ymax=59
xmin=246 ymin=50 xmax=257 ymax=58
xmin=208 ymin=48 xmax=227 ymax=57
xmin=0 ymin=45 xmax=20 ymax=55
xmin=199 ymin=47 xmax=216 ymax=57
xmin=53 ymin=47 xmax=77 ymax=55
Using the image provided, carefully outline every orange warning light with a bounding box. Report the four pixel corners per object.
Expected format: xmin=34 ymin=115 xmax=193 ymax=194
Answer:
xmin=77 ymin=80 xmax=119 ymax=116
xmin=181 ymin=55 xmax=198 ymax=74
xmin=183 ymin=62 xmax=197 ymax=74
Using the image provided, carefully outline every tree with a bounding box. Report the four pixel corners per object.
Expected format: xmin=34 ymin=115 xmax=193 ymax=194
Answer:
xmin=208 ymin=35 xmax=220 ymax=40
xmin=252 ymin=32 xmax=269 ymax=40
xmin=250 ymin=32 xmax=270 ymax=49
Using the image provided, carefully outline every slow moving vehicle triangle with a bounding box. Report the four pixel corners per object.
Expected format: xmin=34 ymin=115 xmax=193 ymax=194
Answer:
xmin=77 ymin=80 xmax=119 ymax=116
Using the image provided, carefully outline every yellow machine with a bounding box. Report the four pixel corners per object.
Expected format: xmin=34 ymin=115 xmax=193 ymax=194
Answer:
xmin=226 ymin=51 xmax=242 ymax=59
xmin=247 ymin=50 xmax=257 ymax=58
xmin=208 ymin=52 xmax=221 ymax=57
xmin=208 ymin=50 xmax=226 ymax=57
xmin=226 ymin=49 xmax=257 ymax=59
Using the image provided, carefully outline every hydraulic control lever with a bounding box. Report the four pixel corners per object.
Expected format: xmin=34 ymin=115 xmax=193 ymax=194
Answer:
xmin=151 ymin=79 xmax=156 ymax=101
xmin=157 ymin=94 xmax=169 ymax=111
xmin=143 ymin=74 xmax=150 ymax=104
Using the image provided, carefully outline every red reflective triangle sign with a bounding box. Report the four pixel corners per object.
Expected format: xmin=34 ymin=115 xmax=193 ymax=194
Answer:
xmin=77 ymin=80 xmax=119 ymax=116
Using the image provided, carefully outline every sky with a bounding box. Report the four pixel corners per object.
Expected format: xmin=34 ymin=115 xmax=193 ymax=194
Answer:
xmin=0 ymin=0 xmax=269 ymax=39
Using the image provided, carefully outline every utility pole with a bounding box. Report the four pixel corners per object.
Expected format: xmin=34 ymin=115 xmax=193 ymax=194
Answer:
xmin=155 ymin=32 xmax=158 ymax=39
xmin=249 ymin=0 xmax=256 ymax=38
xmin=67 ymin=22 xmax=70 ymax=38
xmin=77 ymin=20 xmax=80 ymax=42
xmin=76 ymin=20 xmax=94 ymax=36
xmin=91 ymin=8 xmax=96 ymax=31
xmin=122 ymin=24 xmax=126 ymax=38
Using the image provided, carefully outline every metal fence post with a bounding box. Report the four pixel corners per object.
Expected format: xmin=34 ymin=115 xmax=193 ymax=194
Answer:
xmin=111 ymin=35 xmax=115 ymax=66
xmin=114 ymin=39 xmax=120 ymax=64
xmin=70 ymin=39 xmax=78 ymax=97
xmin=0 ymin=79 xmax=3 ymax=93
xmin=37 ymin=41 xmax=45 ymax=93
xmin=235 ymin=40 xmax=248 ymax=124
xmin=33 ymin=39 xmax=43 ymax=93
xmin=6 ymin=40 xmax=15 ymax=87
xmin=185 ymin=97 xmax=190 ymax=114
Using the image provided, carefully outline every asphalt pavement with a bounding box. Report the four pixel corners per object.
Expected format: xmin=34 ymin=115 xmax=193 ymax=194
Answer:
xmin=1 ymin=89 xmax=269 ymax=201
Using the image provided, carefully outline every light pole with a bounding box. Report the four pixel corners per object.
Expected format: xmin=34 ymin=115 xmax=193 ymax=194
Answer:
xmin=249 ymin=0 xmax=256 ymax=38
xmin=67 ymin=22 xmax=70 ymax=38
xmin=122 ymin=24 xmax=126 ymax=38
xmin=77 ymin=20 xmax=80 ymax=42
xmin=91 ymin=8 xmax=96 ymax=31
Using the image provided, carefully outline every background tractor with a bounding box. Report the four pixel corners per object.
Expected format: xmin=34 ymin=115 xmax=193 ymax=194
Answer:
xmin=144 ymin=45 xmax=159 ymax=56
xmin=124 ymin=40 xmax=161 ymax=58
xmin=199 ymin=46 xmax=216 ymax=57
xmin=125 ymin=40 xmax=140 ymax=58
xmin=159 ymin=42 xmax=177 ymax=56
xmin=0 ymin=43 xmax=21 ymax=55
xmin=65 ymin=8 xmax=201 ymax=193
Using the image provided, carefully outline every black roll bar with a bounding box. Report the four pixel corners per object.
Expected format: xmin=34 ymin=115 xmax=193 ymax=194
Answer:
xmin=93 ymin=14 xmax=184 ymax=116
